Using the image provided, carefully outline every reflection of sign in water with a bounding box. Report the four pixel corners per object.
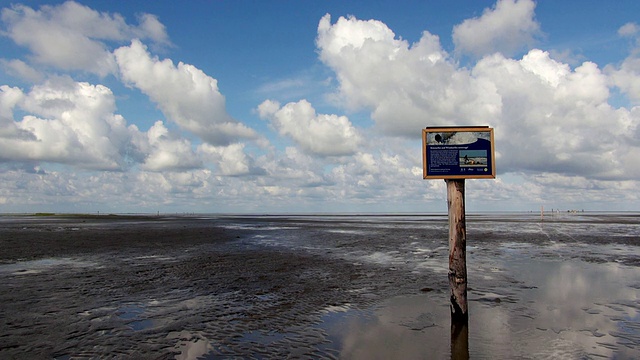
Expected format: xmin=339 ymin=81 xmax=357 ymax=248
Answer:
xmin=422 ymin=127 xmax=495 ymax=179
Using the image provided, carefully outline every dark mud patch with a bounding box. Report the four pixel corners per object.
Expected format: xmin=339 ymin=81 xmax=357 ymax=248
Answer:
xmin=0 ymin=215 xmax=437 ymax=359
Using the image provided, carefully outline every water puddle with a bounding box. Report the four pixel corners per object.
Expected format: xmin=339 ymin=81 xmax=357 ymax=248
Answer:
xmin=167 ymin=331 xmax=214 ymax=360
xmin=315 ymin=255 xmax=640 ymax=359
xmin=0 ymin=257 xmax=96 ymax=275
xmin=115 ymin=303 xmax=159 ymax=331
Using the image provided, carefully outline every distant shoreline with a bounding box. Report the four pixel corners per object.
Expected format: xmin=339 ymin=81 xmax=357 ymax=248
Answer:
xmin=2 ymin=210 xmax=640 ymax=218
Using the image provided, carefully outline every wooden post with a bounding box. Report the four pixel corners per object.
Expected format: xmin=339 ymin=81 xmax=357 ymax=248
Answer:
xmin=447 ymin=179 xmax=468 ymax=323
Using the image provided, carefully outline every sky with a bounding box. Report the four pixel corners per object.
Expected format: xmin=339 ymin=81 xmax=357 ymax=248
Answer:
xmin=1 ymin=0 xmax=639 ymax=214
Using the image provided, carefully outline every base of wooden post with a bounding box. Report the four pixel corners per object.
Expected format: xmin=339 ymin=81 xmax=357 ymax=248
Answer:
xmin=451 ymin=320 xmax=469 ymax=359
xmin=449 ymin=294 xmax=469 ymax=323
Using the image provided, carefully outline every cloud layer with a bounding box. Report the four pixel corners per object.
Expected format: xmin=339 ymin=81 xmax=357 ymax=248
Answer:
xmin=1 ymin=1 xmax=639 ymax=212
xmin=316 ymin=12 xmax=640 ymax=181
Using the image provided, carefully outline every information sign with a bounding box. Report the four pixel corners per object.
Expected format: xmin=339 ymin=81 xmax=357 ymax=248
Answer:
xmin=422 ymin=127 xmax=495 ymax=179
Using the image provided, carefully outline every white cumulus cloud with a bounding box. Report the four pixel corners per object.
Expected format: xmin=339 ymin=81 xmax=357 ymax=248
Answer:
xmin=198 ymin=142 xmax=263 ymax=176
xmin=115 ymin=40 xmax=258 ymax=146
xmin=0 ymin=59 xmax=43 ymax=83
xmin=258 ymin=99 xmax=362 ymax=157
xmin=316 ymin=13 xmax=501 ymax=136
xmin=605 ymin=25 xmax=640 ymax=105
xmin=0 ymin=77 xmax=139 ymax=170
xmin=452 ymin=0 xmax=541 ymax=58
xmin=618 ymin=22 xmax=639 ymax=37
xmin=473 ymin=50 xmax=640 ymax=180
xmin=138 ymin=121 xmax=202 ymax=172
xmin=608 ymin=57 xmax=640 ymax=104
xmin=317 ymin=12 xmax=640 ymax=181
xmin=1 ymin=1 xmax=169 ymax=76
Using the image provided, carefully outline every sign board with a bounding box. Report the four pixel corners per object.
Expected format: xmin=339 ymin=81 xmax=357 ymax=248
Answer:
xmin=422 ymin=126 xmax=495 ymax=179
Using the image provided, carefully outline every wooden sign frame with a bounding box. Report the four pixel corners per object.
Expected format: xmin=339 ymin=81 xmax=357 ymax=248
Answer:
xmin=422 ymin=126 xmax=495 ymax=179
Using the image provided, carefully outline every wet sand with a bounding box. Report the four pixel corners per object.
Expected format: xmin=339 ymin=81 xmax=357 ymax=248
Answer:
xmin=1 ymin=213 xmax=639 ymax=359
xmin=0 ymin=215 xmax=431 ymax=359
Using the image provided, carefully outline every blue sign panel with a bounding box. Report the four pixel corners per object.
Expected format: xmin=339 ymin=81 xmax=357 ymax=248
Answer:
xmin=423 ymin=127 xmax=495 ymax=179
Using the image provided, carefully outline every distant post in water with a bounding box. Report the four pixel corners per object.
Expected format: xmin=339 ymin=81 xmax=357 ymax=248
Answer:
xmin=422 ymin=126 xmax=496 ymax=323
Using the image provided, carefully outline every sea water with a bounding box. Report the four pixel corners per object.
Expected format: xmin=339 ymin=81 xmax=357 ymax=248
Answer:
xmin=210 ymin=212 xmax=640 ymax=359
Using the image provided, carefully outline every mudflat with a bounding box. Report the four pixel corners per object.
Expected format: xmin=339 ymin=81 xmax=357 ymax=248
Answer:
xmin=0 ymin=215 xmax=427 ymax=359
xmin=1 ymin=213 xmax=639 ymax=359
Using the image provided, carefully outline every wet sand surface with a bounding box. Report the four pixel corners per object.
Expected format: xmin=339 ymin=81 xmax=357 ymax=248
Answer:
xmin=0 ymin=213 xmax=639 ymax=359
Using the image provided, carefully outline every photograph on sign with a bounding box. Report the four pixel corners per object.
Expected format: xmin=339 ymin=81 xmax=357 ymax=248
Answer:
xmin=422 ymin=127 xmax=495 ymax=179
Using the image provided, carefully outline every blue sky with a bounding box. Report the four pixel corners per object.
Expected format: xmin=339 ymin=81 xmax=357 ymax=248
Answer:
xmin=1 ymin=0 xmax=640 ymax=213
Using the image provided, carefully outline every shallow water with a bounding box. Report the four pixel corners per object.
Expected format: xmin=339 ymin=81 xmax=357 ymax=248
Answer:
xmin=325 ymin=256 xmax=640 ymax=359
xmin=0 ymin=212 xmax=638 ymax=359
xmin=213 ymin=213 xmax=640 ymax=359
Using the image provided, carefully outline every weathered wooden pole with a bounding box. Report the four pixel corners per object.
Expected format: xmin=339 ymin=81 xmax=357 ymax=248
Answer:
xmin=447 ymin=179 xmax=468 ymax=323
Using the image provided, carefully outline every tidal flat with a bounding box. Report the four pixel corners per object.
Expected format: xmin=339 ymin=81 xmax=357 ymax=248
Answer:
xmin=0 ymin=213 xmax=638 ymax=359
